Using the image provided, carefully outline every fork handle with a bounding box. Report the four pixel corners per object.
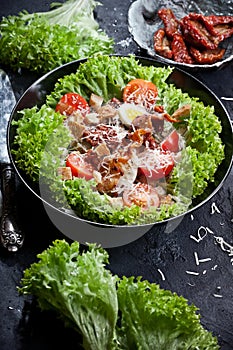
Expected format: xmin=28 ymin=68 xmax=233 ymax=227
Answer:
xmin=0 ymin=163 xmax=24 ymax=252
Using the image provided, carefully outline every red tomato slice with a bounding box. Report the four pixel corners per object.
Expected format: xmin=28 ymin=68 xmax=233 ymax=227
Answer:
xmin=123 ymin=79 xmax=158 ymax=110
xmin=123 ymin=183 xmax=160 ymax=209
xmin=55 ymin=93 xmax=90 ymax=116
xmin=66 ymin=152 xmax=94 ymax=180
xmin=161 ymin=130 xmax=180 ymax=153
xmin=138 ymin=153 xmax=174 ymax=180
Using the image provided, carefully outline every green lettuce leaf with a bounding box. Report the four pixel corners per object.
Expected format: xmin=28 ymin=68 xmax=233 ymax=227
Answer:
xmin=46 ymin=55 xmax=173 ymax=106
xmin=0 ymin=0 xmax=114 ymax=73
xmin=18 ymin=240 xmax=118 ymax=350
xmin=18 ymin=239 xmax=219 ymax=350
xmin=12 ymin=105 xmax=68 ymax=182
xmin=116 ymin=276 xmax=219 ymax=350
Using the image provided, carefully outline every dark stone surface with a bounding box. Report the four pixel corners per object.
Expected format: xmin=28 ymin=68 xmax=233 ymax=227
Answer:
xmin=0 ymin=1 xmax=233 ymax=349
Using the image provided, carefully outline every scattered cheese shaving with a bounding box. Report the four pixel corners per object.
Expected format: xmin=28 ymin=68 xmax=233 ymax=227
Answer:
xmin=186 ymin=271 xmax=199 ymax=276
xmin=157 ymin=268 xmax=166 ymax=281
xmin=213 ymin=294 xmax=223 ymax=298
xmin=194 ymin=252 xmax=211 ymax=266
xmin=211 ymin=202 xmax=221 ymax=214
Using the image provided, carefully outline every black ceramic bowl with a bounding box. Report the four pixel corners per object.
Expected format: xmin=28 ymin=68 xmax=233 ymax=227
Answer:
xmin=128 ymin=0 xmax=233 ymax=70
xmin=8 ymin=56 xmax=233 ymax=247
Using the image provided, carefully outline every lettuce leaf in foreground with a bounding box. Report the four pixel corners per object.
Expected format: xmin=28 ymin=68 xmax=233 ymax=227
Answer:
xmin=18 ymin=240 xmax=118 ymax=350
xmin=116 ymin=277 xmax=219 ymax=350
xmin=18 ymin=239 xmax=219 ymax=350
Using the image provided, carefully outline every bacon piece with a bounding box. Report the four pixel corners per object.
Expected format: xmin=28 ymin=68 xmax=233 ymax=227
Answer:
xmin=97 ymin=157 xmax=128 ymax=197
xmin=82 ymin=124 xmax=119 ymax=149
xmin=157 ymin=8 xmax=180 ymax=38
xmin=171 ymin=104 xmax=191 ymax=121
xmin=153 ymin=28 xmax=173 ymax=59
xmin=171 ymin=34 xmax=194 ymax=64
xmin=180 ymin=15 xmax=220 ymax=50
xmin=189 ymin=47 xmax=226 ymax=64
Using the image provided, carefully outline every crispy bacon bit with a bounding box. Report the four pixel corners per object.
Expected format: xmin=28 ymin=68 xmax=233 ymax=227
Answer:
xmin=153 ymin=28 xmax=173 ymax=59
xmin=189 ymin=47 xmax=225 ymax=64
xmin=82 ymin=124 xmax=119 ymax=148
xmin=154 ymin=105 xmax=164 ymax=113
xmin=158 ymin=8 xmax=180 ymax=38
xmin=97 ymin=157 xmax=128 ymax=196
xmin=171 ymin=34 xmax=194 ymax=64
xmin=109 ymin=97 xmax=122 ymax=108
xmin=171 ymin=104 xmax=191 ymax=121
xmin=128 ymin=129 xmax=157 ymax=149
xmin=128 ymin=128 xmax=148 ymax=145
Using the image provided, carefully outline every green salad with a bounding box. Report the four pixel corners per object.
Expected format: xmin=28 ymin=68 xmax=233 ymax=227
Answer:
xmin=18 ymin=239 xmax=220 ymax=349
xmin=12 ymin=55 xmax=225 ymax=225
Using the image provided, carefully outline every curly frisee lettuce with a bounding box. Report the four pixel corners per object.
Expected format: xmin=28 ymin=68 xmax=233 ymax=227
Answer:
xmin=12 ymin=56 xmax=225 ymax=225
xmin=0 ymin=0 xmax=114 ymax=73
xmin=18 ymin=239 xmax=220 ymax=349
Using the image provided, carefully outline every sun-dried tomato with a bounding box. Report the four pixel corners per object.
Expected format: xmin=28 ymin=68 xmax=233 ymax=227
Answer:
xmin=171 ymin=33 xmax=194 ymax=64
xmin=189 ymin=47 xmax=226 ymax=64
xmin=158 ymin=8 xmax=180 ymax=38
xmin=206 ymin=15 xmax=233 ymax=26
xmin=180 ymin=15 xmax=220 ymax=50
xmin=153 ymin=28 xmax=173 ymax=59
xmin=153 ymin=9 xmax=233 ymax=65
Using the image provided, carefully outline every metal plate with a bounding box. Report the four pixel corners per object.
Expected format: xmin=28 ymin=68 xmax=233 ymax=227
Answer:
xmin=128 ymin=0 xmax=233 ymax=70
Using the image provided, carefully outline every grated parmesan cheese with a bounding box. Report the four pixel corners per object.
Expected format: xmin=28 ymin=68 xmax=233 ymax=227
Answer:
xmin=186 ymin=271 xmax=199 ymax=276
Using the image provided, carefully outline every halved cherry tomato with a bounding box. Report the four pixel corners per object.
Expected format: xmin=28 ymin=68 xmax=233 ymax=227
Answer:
xmin=122 ymin=183 xmax=160 ymax=209
xmin=123 ymin=79 xmax=158 ymax=110
xmin=138 ymin=153 xmax=174 ymax=180
xmin=161 ymin=130 xmax=180 ymax=153
xmin=66 ymin=152 xmax=94 ymax=180
xmin=55 ymin=92 xmax=90 ymax=116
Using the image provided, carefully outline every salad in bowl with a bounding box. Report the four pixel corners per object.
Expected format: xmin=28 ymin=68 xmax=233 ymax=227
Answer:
xmin=11 ymin=55 xmax=226 ymax=226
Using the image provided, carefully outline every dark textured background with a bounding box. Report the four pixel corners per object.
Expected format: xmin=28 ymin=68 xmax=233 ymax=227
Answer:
xmin=1 ymin=1 xmax=233 ymax=349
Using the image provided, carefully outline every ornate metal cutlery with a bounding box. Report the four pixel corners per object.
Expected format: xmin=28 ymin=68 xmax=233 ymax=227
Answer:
xmin=0 ymin=70 xmax=24 ymax=252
